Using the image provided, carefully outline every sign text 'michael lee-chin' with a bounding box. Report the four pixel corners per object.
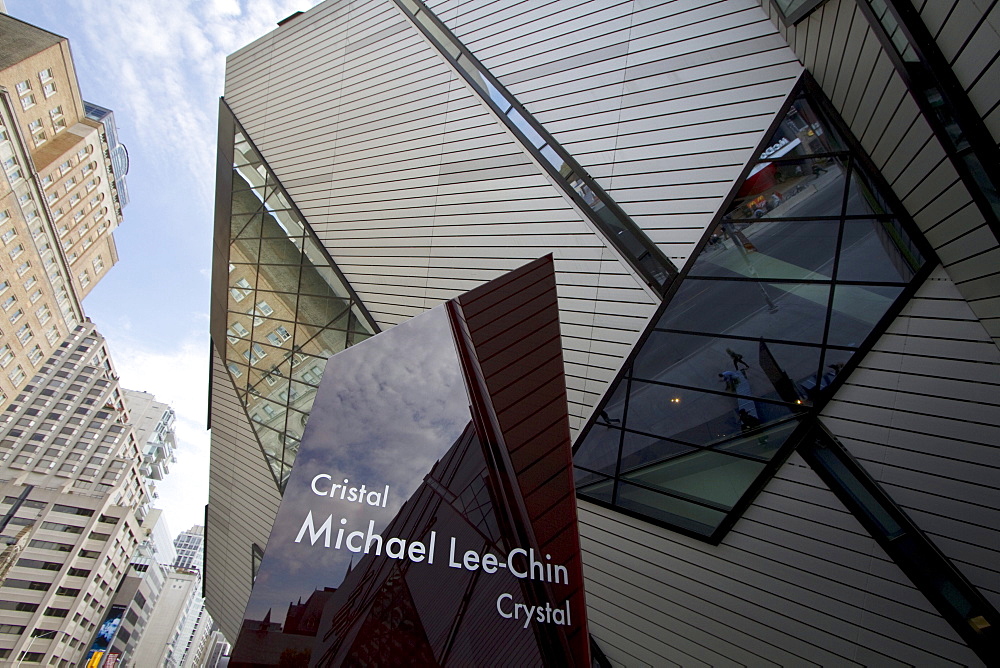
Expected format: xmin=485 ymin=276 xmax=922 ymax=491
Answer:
xmin=290 ymin=473 xmax=575 ymax=628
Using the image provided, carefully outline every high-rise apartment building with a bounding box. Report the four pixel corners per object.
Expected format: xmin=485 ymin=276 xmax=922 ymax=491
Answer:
xmin=208 ymin=0 xmax=1000 ymax=664
xmin=0 ymin=321 xmax=150 ymax=666
xmin=0 ymin=14 xmax=127 ymax=407
xmin=124 ymin=389 xmax=176 ymax=484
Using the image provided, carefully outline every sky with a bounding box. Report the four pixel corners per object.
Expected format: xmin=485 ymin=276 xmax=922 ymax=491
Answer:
xmin=5 ymin=0 xmax=317 ymax=539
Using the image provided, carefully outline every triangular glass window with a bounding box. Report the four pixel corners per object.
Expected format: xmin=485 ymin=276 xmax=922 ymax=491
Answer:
xmin=221 ymin=105 xmax=378 ymax=491
xmin=572 ymin=78 xmax=934 ymax=542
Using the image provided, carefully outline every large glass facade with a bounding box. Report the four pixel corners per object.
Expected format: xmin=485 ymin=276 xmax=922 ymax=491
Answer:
xmin=573 ymin=83 xmax=932 ymax=541
xmin=223 ymin=115 xmax=376 ymax=490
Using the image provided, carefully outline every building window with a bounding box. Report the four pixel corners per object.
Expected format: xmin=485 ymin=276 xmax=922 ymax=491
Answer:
xmin=8 ymin=366 xmax=25 ymax=386
xmin=38 ymin=68 xmax=53 ymax=82
xmin=28 ymin=345 xmax=42 ymax=366
xmin=17 ymin=262 xmax=29 ymax=276
xmin=78 ymin=271 xmax=90 ymax=287
xmin=266 ymin=326 xmax=291 ymax=346
xmin=0 ymin=346 xmax=12 ymax=368
xmin=17 ymin=325 xmax=32 ymax=345
xmin=0 ymin=281 xmax=8 ymax=294
xmin=21 ymin=94 xmax=36 ymax=110
xmin=92 ymin=256 xmax=104 ymax=274
xmin=572 ymin=79 xmax=931 ymax=542
xmin=59 ymin=161 xmax=71 ymax=174
xmin=45 ymin=326 xmax=59 ymax=345
xmin=1 ymin=296 xmax=15 ymax=311
xmin=63 ymin=176 xmax=76 ymax=192
xmin=9 ymin=308 xmax=23 ymax=324
xmin=8 ymin=244 xmax=23 ymax=261
xmin=15 ymin=80 xmax=30 ymax=94
xmin=37 ymin=305 xmax=51 ymax=324
xmin=1 ymin=229 xmax=16 ymax=245
xmin=230 ymin=278 xmax=252 ymax=302
xmin=43 ymin=82 xmax=57 ymax=98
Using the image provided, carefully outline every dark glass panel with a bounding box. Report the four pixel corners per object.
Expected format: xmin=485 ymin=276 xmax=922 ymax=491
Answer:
xmin=633 ymin=332 xmax=820 ymax=403
xmin=827 ymin=284 xmax=903 ymax=347
xmin=712 ymin=418 xmax=800 ymax=460
xmin=572 ymin=425 xmax=622 ymax=477
xmin=625 ymin=381 xmax=794 ymax=448
xmin=657 ymin=279 xmax=831 ymax=345
xmin=803 ymin=347 xmax=854 ymax=400
xmin=622 ymin=448 xmax=766 ymax=510
xmin=690 ymin=219 xmax=839 ymax=281
xmin=575 ymin=473 xmax=615 ymax=504
xmin=615 ymin=481 xmax=726 ymax=537
xmin=765 ymin=95 xmax=846 ymax=156
xmin=618 ymin=430 xmax=695 ymax=474
xmin=845 ymin=164 xmax=890 ymax=216
xmin=837 ymin=219 xmax=920 ymax=283
xmin=725 ymin=156 xmax=848 ymax=221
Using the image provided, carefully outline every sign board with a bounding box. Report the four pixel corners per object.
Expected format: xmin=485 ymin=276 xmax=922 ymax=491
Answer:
xmin=230 ymin=256 xmax=589 ymax=666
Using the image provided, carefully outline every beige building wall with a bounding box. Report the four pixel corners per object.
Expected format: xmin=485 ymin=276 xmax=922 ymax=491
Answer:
xmin=0 ymin=14 xmax=125 ymax=405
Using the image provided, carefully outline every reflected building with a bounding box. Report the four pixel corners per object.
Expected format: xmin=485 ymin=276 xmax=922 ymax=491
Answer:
xmin=208 ymin=1 xmax=1000 ymax=665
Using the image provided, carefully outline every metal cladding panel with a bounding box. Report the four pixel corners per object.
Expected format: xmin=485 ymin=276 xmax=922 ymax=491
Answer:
xmin=758 ymin=0 xmax=1000 ymax=348
xmin=577 ymin=454 xmax=981 ymax=667
xmin=822 ymin=265 xmax=1000 ymax=612
xmin=430 ymin=0 xmax=803 ymax=267
xmin=223 ymin=0 xmax=658 ymax=437
xmin=205 ymin=347 xmax=283 ymax=643
xmin=919 ymin=0 xmax=1000 ymax=144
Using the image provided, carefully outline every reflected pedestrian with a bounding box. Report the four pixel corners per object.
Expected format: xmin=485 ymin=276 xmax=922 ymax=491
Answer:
xmin=719 ymin=370 xmax=741 ymax=392
xmin=738 ymin=409 xmax=761 ymax=432
xmin=726 ymin=348 xmax=749 ymax=371
xmin=599 ymin=410 xmax=620 ymax=426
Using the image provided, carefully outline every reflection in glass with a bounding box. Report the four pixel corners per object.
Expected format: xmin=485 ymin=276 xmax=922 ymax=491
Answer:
xmin=574 ymin=86 xmax=931 ymax=540
xmin=223 ymin=110 xmax=377 ymax=491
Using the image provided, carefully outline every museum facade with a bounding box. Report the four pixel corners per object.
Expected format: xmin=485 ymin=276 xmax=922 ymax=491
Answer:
xmin=207 ymin=0 xmax=1000 ymax=664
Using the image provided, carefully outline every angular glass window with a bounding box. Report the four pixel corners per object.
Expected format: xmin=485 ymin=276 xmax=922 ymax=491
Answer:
xmin=573 ymin=78 xmax=933 ymax=542
xmin=221 ymin=105 xmax=378 ymax=491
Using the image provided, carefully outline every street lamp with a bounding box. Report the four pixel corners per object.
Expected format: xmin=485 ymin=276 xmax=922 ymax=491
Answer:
xmin=14 ymin=629 xmax=57 ymax=667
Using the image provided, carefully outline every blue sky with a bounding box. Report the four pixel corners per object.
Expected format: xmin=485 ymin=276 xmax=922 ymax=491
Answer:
xmin=6 ymin=0 xmax=314 ymax=538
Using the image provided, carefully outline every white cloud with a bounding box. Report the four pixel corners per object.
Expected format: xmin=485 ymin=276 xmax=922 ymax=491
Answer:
xmin=70 ymin=0 xmax=315 ymax=208
xmin=96 ymin=322 xmax=211 ymax=539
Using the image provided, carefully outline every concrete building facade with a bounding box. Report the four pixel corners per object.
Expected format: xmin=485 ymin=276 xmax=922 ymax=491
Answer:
xmin=0 ymin=14 xmax=127 ymax=408
xmin=0 ymin=321 xmax=151 ymax=666
xmin=207 ymin=0 xmax=1000 ymax=665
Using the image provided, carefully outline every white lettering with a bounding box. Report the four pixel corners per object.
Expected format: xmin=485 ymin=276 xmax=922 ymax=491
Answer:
xmin=294 ymin=511 xmax=332 ymax=547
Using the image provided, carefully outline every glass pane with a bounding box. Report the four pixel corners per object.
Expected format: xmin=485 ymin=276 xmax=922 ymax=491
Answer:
xmin=230 ymin=212 xmax=262 ymax=241
xmin=845 ymin=164 xmax=891 ymax=216
xmin=623 ymin=449 xmax=766 ymax=510
xmin=657 ymin=279 xmax=831 ymax=345
xmin=615 ymin=481 xmax=726 ymax=537
xmin=231 ymin=235 xmax=261 ymax=265
xmin=690 ymin=219 xmax=838 ymax=280
xmin=573 ymin=425 xmax=622 ymax=476
xmin=764 ymin=95 xmax=846 ymax=156
xmin=619 ymin=430 xmax=695 ymax=474
xmin=725 ymin=156 xmax=848 ymax=221
xmin=624 ymin=380 xmax=794 ymax=448
xmin=713 ymin=418 xmax=800 ymax=460
xmin=838 ymin=219 xmax=919 ymax=283
xmin=575 ymin=472 xmax=615 ymax=503
xmin=258 ymin=235 xmax=305 ymax=266
xmin=297 ymin=293 xmax=350 ymax=329
xmin=827 ymin=284 xmax=903 ymax=347
xmin=633 ymin=332 xmax=820 ymax=404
